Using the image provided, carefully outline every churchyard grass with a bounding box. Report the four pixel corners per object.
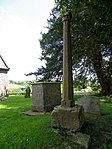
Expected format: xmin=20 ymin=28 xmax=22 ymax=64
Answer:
xmin=0 ymin=95 xmax=112 ymax=148
xmin=0 ymin=96 xmax=66 ymax=149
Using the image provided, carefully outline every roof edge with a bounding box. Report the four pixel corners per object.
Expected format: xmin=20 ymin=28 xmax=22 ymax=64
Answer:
xmin=0 ymin=55 xmax=10 ymax=70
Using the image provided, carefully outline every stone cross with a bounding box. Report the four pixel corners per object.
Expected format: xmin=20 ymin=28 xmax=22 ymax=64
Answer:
xmin=51 ymin=12 xmax=85 ymax=134
xmin=62 ymin=12 xmax=74 ymax=107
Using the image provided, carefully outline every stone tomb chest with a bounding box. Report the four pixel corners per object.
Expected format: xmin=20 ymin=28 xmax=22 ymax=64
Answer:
xmin=32 ymin=82 xmax=61 ymax=112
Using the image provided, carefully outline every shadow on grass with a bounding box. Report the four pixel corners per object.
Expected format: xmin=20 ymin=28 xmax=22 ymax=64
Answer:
xmin=0 ymin=95 xmax=112 ymax=148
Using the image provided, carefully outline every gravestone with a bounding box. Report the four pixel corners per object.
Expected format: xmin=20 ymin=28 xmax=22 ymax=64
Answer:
xmin=32 ymin=82 xmax=61 ymax=112
xmin=25 ymin=86 xmax=31 ymax=98
xmin=78 ymin=96 xmax=100 ymax=114
xmin=51 ymin=12 xmax=85 ymax=132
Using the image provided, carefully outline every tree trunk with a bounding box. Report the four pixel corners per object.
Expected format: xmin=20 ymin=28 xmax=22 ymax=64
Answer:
xmin=92 ymin=50 xmax=112 ymax=95
xmin=100 ymin=79 xmax=112 ymax=95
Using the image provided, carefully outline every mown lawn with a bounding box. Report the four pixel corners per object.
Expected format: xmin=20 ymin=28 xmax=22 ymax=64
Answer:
xmin=0 ymin=95 xmax=112 ymax=149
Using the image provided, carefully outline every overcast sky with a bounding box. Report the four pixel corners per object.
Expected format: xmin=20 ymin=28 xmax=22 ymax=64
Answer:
xmin=0 ymin=0 xmax=55 ymax=81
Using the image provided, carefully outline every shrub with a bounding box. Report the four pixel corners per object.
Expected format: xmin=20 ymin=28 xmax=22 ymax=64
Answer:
xmin=9 ymin=88 xmax=25 ymax=95
xmin=100 ymin=95 xmax=112 ymax=103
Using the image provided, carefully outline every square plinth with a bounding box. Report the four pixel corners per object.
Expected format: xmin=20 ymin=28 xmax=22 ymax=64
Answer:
xmin=51 ymin=105 xmax=85 ymax=132
xmin=32 ymin=82 xmax=61 ymax=112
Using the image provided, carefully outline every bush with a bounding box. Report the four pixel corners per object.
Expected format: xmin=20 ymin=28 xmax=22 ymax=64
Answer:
xmin=100 ymin=95 xmax=112 ymax=103
xmin=9 ymin=88 xmax=25 ymax=95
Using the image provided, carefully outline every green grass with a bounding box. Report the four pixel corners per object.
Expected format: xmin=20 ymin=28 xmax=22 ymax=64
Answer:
xmin=0 ymin=96 xmax=68 ymax=149
xmin=0 ymin=95 xmax=112 ymax=149
xmin=80 ymin=100 xmax=112 ymax=149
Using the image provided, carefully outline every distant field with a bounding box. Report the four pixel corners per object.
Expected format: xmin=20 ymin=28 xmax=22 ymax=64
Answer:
xmin=9 ymin=84 xmax=26 ymax=89
xmin=9 ymin=84 xmax=27 ymax=95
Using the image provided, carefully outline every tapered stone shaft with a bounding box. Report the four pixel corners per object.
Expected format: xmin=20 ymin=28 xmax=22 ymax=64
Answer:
xmin=51 ymin=12 xmax=85 ymax=134
xmin=62 ymin=12 xmax=74 ymax=107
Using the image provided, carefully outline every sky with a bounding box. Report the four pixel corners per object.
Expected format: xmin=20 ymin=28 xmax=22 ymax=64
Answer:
xmin=0 ymin=0 xmax=55 ymax=81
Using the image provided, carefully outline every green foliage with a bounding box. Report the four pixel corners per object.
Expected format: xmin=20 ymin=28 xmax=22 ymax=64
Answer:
xmin=9 ymin=81 xmax=32 ymax=95
xmin=9 ymin=84 xmax=26 ymax=95
xmin=9 ymin=80 xmax=31 ymax=86
xmin=74 ymin=75 xmax=88 ymax=90
xmin=38 ymin=12 xmax=63 ymax=81
xmin=9 ymin=88 xmax=25 ymax=95
xmin=100 ymin=95 xmax=112 ymax=103
xmin=33 ymin=0 xmax=112 ymax=95
xmin=89 ymin=80 xmax=101 ymax=93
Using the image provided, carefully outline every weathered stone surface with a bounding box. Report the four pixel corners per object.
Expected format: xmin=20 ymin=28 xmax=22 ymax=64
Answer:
xmin=68 ymin=132 xmax=91 ymax=149
xmin=78 ymin=96 xmax=100 ymax=114
xmin=32 ymin=82 xmax=61 ymax=112
xmin=62 ymin=12 xmax=74 ymax=107
xmin=25 ymin=86 xmax=31 ymax=98
xmin=23 ymin=110 xmax=45 ymax=116
xmin=0 ymin=55 xmax=10 ymax=99
xmin=0 ymin=74 xmax=9 ymax=99
xmin=51 ymin=105 xmax=85 ymax=132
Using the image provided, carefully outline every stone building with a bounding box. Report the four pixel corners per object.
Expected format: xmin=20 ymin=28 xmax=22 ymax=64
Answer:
xmin=0 ymin=55 xmax=10 ymax=99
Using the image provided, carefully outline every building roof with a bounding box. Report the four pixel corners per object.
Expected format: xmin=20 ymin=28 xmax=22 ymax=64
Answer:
xmin=0 ymin=55 xmax=10 ymax=71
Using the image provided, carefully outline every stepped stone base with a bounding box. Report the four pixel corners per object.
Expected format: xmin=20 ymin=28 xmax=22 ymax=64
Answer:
xmin=68 ymin=132 xmax=91 ymax=149
xmin=51 ymin=105 xmax=85 ymax=132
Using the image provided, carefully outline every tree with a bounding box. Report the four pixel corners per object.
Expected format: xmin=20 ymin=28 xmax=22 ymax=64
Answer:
xmin=25 ymin=72 xmax=38 ymax=81
xmin=28 ymin=0 xmax=112 ymax=95
xmin=70 ymin=0 xmax=112 ymax=95
xmin=36 ymin=10 xmax=63 ymax=81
